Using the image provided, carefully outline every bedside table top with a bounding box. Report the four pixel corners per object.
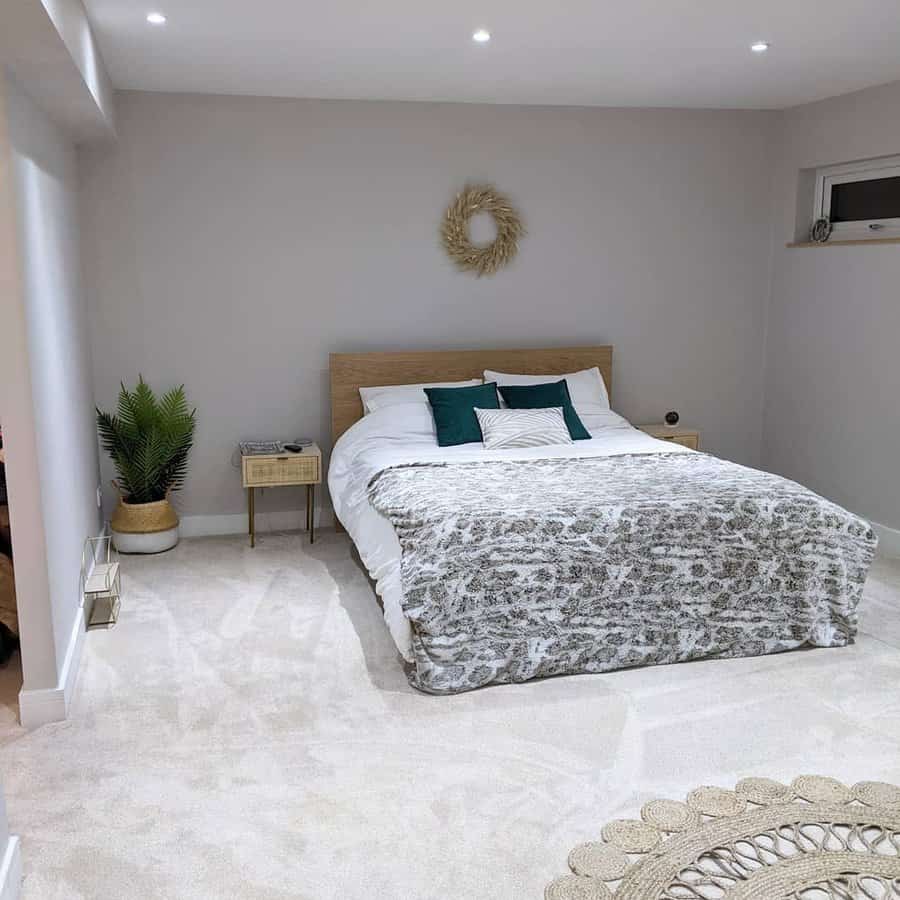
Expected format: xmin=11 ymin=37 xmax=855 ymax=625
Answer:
xmin=240 ymin=442 xmax=321 ymax=461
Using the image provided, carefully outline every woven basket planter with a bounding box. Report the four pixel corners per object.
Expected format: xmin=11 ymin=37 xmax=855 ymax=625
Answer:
xmin=111 ymin=496 xmax=179 ymax=554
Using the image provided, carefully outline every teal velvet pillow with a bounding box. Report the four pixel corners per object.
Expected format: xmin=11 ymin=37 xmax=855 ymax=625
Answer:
xmin=498 ymin=380 xmax=591 ymax=440
xmin=425 ymin=382 xmax=501 ymax=447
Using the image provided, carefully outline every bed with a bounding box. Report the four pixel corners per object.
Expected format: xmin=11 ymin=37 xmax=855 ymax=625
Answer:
xmin=328 ymin=346 xmax=876 ymax=694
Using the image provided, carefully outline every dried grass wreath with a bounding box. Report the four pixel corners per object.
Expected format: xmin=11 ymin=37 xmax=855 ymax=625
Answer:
xmin=441 ymin=184 xmax=525 ymax=277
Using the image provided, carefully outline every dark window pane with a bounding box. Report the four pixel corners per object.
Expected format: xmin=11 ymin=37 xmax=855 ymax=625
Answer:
xmin=830 ymin=175 xmax=900 ymax=222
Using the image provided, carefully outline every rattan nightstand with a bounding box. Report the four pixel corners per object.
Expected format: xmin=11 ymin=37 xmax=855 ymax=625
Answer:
xmin=241 ymin=444 xmax=321 ymax=546
xmin=638 ymin=424 xmax=700 ymax=450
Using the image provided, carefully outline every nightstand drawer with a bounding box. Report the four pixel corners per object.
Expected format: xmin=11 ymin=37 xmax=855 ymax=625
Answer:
xmin=637 ymin=425 xmax=700 ymax=451
xmin=242 ymin=454 xmax=320 ymax=487
xmin=657 ymin=434 xmax=699 ymax=450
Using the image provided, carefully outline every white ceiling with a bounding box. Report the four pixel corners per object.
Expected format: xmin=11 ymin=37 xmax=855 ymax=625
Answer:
xmin=82 ymin=0 xmax=900 ymax=110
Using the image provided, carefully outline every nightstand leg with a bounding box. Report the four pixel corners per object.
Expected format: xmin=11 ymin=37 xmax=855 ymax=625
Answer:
xmin=248 ymin=486 xmax=255 ymax=548
xmin=307 ymin=484 xmax=315 ymax=544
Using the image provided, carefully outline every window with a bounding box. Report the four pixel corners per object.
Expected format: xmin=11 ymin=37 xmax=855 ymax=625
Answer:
xmin=814 ymin=155 xmax=900 ymax=239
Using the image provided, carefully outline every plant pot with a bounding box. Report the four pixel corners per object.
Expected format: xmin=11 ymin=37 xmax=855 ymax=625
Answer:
xmin=111 ymin=497 xmax=179 ymax=554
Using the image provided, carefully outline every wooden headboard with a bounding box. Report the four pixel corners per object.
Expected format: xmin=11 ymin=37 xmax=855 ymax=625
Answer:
xmin=330 ymin=345 xmax=613 ymax=443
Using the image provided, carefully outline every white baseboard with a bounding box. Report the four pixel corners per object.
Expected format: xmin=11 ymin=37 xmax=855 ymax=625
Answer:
xmin=872 ymin=520 xmax=900 ymax=559
xmin=180 ymin=506 xmax=333 ymax=538
xmin=0 ymin=835 xmax=21 ymax=900
xmin=17 ymin=525 xmax=108 ymax=729
xmin=18 ymin=604 xmax=86 ymax=730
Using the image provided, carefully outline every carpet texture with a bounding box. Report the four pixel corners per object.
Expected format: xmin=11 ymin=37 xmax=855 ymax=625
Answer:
xmin=1 ymin=533 xmax=900 ymax=899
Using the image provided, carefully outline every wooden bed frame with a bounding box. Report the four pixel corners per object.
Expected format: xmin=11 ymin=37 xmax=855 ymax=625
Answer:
xmin=329 ymin=345 xmax=613 ymax=444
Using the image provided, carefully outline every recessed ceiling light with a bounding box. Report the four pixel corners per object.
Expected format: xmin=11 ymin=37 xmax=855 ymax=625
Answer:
xmin=472 ymin=29 xmax=491 ymax=43
xmin=750 ymin=41 xmax=770 ymax=53
xmin=146 ymin=12 xmax=167 ymax=25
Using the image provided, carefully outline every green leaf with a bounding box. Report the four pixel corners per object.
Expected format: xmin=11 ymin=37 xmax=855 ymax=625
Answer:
xmin=97 ymin=377 xmax=196 ymax=503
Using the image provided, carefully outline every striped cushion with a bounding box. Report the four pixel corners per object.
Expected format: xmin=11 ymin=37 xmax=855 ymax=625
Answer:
xmin=474 ymin=407 xmax=573 ymax=450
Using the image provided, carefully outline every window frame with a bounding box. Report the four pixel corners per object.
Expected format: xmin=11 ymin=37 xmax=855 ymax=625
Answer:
xmin=814 ymin=155 xmax=900 ymax=240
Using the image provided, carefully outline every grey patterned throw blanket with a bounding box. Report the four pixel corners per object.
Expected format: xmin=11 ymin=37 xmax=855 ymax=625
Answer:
xmin=367 ymin=453 xmax=877 ymax=694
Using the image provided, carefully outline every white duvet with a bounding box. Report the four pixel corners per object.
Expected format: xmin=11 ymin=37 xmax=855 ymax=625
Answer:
xmin=328 ymin=404 xmax=690 ymax=661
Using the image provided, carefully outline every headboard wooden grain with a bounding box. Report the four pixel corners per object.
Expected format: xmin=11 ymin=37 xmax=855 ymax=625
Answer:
xmin=330 ymin=346 xmax=613 ymax=443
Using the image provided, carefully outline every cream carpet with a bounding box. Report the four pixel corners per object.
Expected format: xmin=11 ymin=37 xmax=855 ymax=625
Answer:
xmin=1 ymin=533 xmax=900 ymax=899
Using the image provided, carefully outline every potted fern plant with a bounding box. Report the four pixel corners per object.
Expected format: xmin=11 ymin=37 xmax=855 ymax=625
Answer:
xmin=97 ymin=377 xmax=196 ymax=553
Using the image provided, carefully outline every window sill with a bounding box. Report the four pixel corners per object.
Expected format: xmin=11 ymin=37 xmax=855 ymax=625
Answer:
xmin=786 ymin=237 xmax=900 ymax=248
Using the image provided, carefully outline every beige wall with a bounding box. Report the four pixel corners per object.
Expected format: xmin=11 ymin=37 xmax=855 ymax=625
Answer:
xmin=0 ymin=77 xmax=58 ymax=693
xmin=0 ymin=0 xmax=113 ymax=729
xmin=0 ymin=0 xmax=115 ymax=141
xmin=762 ymin=79 xmax=900 ymax=534
xmin=80 ymin=91 xmax=778 ymax=528
xmin=0 ymin=73 xmax=102 ymax=717
xmin=41 ymin=0 xmax=116 ymax=132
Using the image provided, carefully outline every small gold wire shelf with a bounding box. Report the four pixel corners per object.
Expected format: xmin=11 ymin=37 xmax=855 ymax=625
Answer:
xmin=82 ymin=536 xmax=121 ymax=628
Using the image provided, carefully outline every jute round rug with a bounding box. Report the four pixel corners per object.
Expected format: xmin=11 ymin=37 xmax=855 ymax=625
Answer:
xmin=546 ymin=776 xmax=900 ymax=899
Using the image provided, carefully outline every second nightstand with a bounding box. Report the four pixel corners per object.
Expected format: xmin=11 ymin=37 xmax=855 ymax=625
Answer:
xmin=638 ymin=424 xmax=700 ymax=450
xmin=241 ymin=444 xmax=322 ymax=546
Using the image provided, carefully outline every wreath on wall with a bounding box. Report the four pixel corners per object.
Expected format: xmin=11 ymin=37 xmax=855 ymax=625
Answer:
xmin=441 ymin=184 xmax=525 ymax=277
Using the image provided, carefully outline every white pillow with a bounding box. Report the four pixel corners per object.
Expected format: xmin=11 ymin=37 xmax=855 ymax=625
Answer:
xmin=359 ymin=379 xmax=482 ymax=415
xmin=474 ymin=407 xmax=573 ymax=450
xmin=483 ymin=367 xmax=610 ymax=412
